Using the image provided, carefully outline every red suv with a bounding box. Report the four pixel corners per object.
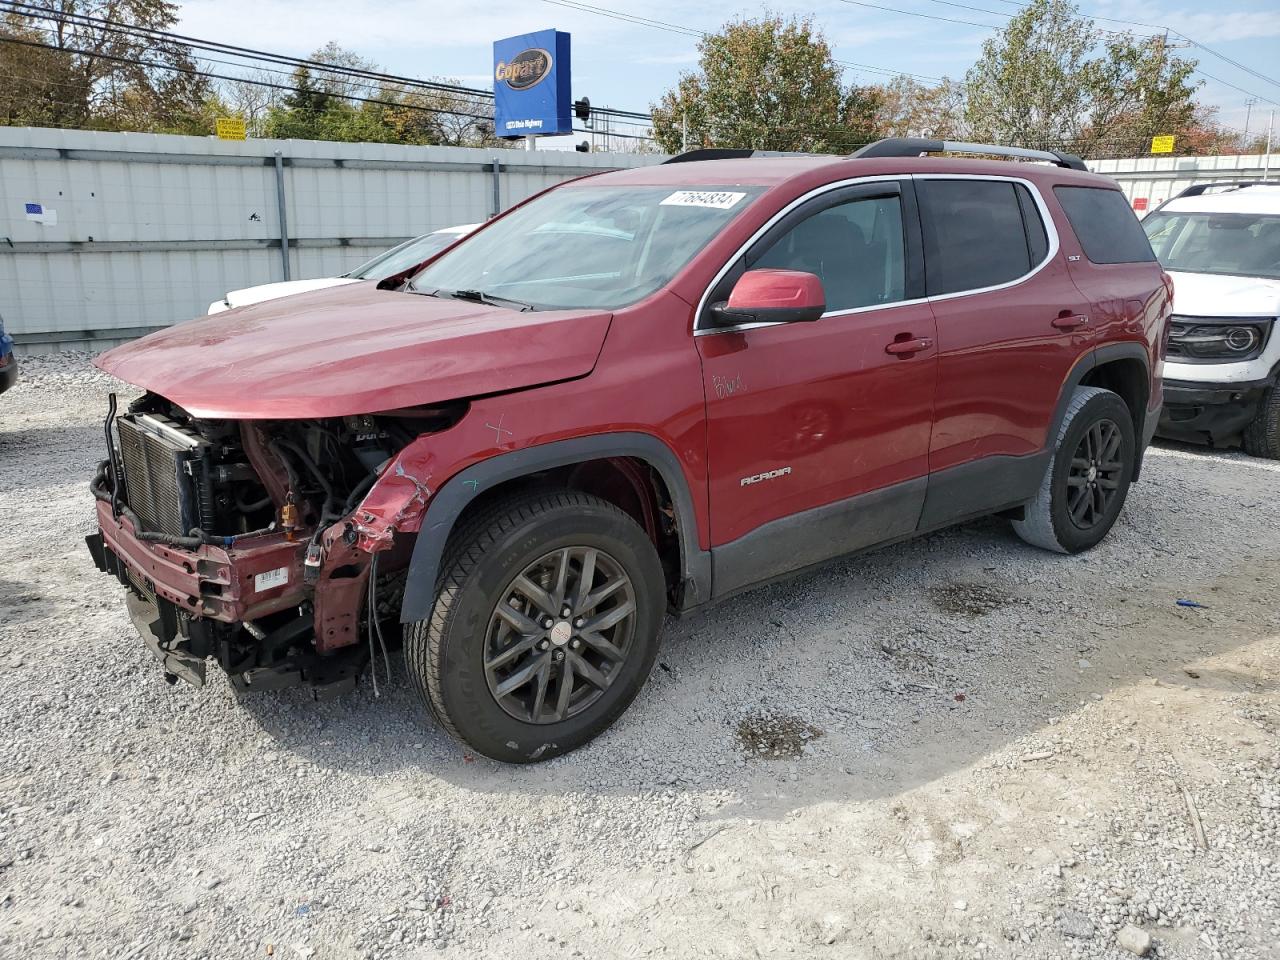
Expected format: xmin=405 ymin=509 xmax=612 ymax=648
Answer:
xmin=87 ymin=138 xmax=1169 ymax=762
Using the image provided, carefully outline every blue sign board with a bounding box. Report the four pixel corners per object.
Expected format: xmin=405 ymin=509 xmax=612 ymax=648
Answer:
xmin=493 ymin=29 xmax=572 ymax=139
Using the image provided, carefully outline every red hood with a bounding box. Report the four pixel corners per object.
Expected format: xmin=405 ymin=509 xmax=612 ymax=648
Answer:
xmin=96 ymin=282 xmax=613 ymax=419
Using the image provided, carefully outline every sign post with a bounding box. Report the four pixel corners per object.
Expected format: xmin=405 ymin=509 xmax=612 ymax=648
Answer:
xmin=493 ymin=29 xmax=572 ymax=144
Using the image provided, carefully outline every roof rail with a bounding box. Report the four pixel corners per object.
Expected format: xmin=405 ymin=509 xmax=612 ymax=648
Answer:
xmin=1171 ymin=180 xmax=1275 ymax=199
xmin=662 ymin=148 xmax=827 ymax=164
xmin=849 ymin=137 xmax=1088 ymax=172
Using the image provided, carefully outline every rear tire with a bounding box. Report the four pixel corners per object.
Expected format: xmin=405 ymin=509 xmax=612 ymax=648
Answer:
xmin=1012 ymin=386 xmax=1136 ymax=554
xmin=404 ymin=491 xmax=666 ymax=763
xmin=1242 ymin=385 xmax=1280 ymax=459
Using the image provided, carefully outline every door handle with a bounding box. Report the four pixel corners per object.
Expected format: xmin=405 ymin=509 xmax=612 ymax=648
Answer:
xmin=885 ymin=336 xmax=933 ymax=357
xmin=1052 ymin=313 xmax=1090 ymax=330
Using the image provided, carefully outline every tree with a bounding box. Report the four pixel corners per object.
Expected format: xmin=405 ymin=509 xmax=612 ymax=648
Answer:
xmin=871 ymin=75 xmax=968 ymax=140
xmin=963 ymin=0 xmax=1199 ymax=159
xmin=256 ymin=44 xmax=503 ymax=147
xmin=650 ymin=15 xmax=880 ymax=153
xmin=222 ymin=69 xmax=285 ymax=138
xmin=0 ymin=2 xmax=212 ymax=132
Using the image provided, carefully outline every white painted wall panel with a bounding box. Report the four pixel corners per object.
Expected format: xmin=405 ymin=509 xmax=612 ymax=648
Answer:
xmin=1090 ymin=154 xmax=1276 ymax=211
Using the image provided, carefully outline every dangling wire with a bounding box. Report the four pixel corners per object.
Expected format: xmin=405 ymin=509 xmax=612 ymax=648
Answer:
xmin=368 ymin=551 xmax=393 ymax=691
xmin=366 ymin=561 xmax=380 ymax=699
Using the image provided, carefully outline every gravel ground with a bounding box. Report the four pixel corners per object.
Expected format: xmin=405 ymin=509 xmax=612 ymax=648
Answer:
xmin=1 ymin=353 xmax=1278 ymax=960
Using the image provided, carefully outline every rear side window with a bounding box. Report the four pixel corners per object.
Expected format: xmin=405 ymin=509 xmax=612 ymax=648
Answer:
xmin=1054 ymin=186 xmax=1156 ymax=264
xmin=918 ymin=180 xmax=1036 ymax=296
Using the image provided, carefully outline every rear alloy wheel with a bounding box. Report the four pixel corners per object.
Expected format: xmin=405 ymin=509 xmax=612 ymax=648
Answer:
xmin=405 ymin=491 xmax=665 ymax=763
xmin=1012 ymin=386 xmax=1136 ymax=554
xmin=1064 ymin=417 xmax=1126 ymax=529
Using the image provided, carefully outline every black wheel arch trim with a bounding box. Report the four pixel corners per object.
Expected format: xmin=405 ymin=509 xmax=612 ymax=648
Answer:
xmin=399 ymin=432 xmax=711 ymax=624
xmin=1050 ymin=342 xmax=1153 ymax=476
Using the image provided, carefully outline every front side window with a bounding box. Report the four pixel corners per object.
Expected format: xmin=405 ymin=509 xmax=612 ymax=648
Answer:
xmin=1143 ymin=210 xmax=1280 ymax=281
xmin=1054 ymin=186 xmax=1156 ymax=265
xmin=751 ymin=195 xmax=907 ymax=312
xmin=918 ymin=179 xmax=1037 ymax=296
xmin=411 ymin=185 xmax=764 ymax=310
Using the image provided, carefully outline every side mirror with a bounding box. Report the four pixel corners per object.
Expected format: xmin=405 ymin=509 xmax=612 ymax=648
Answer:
xmin=710 ymin=269 xmax=826 ymax=327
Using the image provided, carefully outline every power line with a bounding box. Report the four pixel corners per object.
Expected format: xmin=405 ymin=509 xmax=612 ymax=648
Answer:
xmin=540 ymin=0 xmax=945 ymax=84
xmin=0 ymin=33 xmax=657 ymax=140
xmin=2 ymin=0 xmax=657 ymax=125
xmin=0 ymin=34 xmax=496 ymax=122
xmin=918 ymin=0 xmax=1280 ymax=93
xmin=832 ymin=0 xmax=1001 ymax=31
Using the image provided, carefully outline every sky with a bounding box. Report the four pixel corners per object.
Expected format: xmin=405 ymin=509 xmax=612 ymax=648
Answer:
xmin=177 ymin=0 xmax=1280 ymax=154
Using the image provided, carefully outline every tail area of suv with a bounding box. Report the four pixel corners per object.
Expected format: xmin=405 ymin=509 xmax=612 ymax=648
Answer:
xmin=86 ymin=138 xmax=1170 ymax=762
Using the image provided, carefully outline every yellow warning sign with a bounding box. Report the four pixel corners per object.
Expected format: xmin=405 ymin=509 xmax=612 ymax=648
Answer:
xmin=1150 ymin=135 xmax=1175 ymax=154
xmin=215 ymin=118 xmax=247 ymax=141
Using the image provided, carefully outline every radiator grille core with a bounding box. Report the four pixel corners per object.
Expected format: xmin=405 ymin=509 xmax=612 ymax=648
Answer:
xmin=116 ymin=415 xmax=203 ymax=538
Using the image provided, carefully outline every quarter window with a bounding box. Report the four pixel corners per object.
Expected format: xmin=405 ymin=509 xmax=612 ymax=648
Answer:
xmin=1016 ymin=184 xmax=1050 ymax=265
xmin=918 ymin=179 xmax=1039 ymax=296
xmin=1054 ymin=186 xmax=1156 ymax=264
xmin=750 ymin=195 xmax=907 ymax=312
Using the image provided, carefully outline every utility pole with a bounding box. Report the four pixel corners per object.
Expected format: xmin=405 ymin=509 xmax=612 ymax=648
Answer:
xmin=682 ymin=113 xmax=688 ymax=152
xmin=1243 ymin=97 xmax=1258 ymax=143
xmin=1264 ymin=110 xmax=1275 ymax=181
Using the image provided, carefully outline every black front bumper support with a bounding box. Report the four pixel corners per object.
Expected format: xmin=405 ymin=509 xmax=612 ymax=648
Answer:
xmin=1158 ymin=376 xmax=1272 ymax=444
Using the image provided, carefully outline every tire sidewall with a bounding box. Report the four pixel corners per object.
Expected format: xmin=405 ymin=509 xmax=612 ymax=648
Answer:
xmin=435 ymin=502 xmax=665 ymax=762
xmin=1243 ymin=386 xmax=1280 ymax=459
xmin=1048 ymin=391 xmax=1136 ymax=553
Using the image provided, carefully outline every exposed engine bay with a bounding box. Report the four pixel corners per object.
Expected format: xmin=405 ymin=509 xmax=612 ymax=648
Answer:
xmin=86 ymin=392 xmax=464 ymax=695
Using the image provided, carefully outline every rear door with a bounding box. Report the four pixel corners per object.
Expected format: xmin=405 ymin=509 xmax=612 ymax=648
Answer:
xmin=1052 ymin=184 xmax=1167 ymax=381
xmin=695 ymin=179 xmax=939 ymax=597
xmin=915 ymin=175 xmax=1091 ymax=528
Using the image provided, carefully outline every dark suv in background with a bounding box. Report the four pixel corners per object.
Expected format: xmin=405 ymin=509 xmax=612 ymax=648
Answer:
xmin=88 ymin=138 xmax=1170 ymax=762
xmin=0 ymin=312 xmax=16 ymax=396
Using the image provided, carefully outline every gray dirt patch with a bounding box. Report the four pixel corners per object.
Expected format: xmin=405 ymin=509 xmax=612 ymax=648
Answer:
xmin=735 ymin=713 xmax=823 ymax=759
xmin=930 ymin=581 xmax=1014 ymax=617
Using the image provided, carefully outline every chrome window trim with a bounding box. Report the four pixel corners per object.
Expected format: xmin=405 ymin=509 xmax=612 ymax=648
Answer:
xmin=914 ymin=173 xmax=1060 ymax=304
xmin=693 ymin=172 xmax=1059 ymax=337
xmin=693 ymin=175 xmax=905 ymax=336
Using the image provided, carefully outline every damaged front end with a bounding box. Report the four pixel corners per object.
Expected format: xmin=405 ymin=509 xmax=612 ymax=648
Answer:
xmin=86 ymin=392 xmax=462 ymax=696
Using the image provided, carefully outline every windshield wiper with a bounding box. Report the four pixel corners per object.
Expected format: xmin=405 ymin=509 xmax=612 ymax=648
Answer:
xmin=445 ymin=288 xmax=535 ymax=312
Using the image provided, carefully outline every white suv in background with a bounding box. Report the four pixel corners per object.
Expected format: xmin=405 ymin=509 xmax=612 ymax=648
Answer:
xmin=207 ymin=223 xmax=477 ymax=314
xmin=1143 ymin=182 xmax=1280 ymax=458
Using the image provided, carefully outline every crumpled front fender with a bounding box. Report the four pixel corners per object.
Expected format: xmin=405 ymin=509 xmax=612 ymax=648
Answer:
xmin=344 ymin=437 xmax=440 ymax=554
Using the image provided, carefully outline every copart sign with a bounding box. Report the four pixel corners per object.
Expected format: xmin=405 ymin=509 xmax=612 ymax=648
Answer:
xmin=493 ymin=29 xmax=573 ymax=139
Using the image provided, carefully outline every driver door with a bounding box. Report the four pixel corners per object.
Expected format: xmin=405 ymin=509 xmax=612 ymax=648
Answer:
xmin=694 ymin=180 xmax=939 ymax=597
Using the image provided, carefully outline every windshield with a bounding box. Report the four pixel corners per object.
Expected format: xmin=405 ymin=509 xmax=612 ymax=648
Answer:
xmin=348 ymin=232 xmax=463 ymax=280
xmin=1143 ymin=210 xmax=1280 ymax=281
xmin=410 ymin=185 xmax=765 ymax=310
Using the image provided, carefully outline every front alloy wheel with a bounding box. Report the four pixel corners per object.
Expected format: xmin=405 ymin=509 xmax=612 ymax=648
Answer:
xmin=405 ymin=490 xmax=665 ymax=763
xmin=485 ymin=546 xmax=637 ymax=724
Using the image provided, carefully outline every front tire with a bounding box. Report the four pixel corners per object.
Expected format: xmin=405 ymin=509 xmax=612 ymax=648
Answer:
xmin=1242 ymin=385 xmax=1280 ymax=459
xmin=1012 ymin=386 xmax=1136 ymax=554
xmin=404 ymin=491 xmax=666 ymax=763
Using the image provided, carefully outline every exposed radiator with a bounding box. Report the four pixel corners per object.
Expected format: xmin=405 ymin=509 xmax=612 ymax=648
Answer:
xmin=115 ymin=414 xmax=208 ymax=537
